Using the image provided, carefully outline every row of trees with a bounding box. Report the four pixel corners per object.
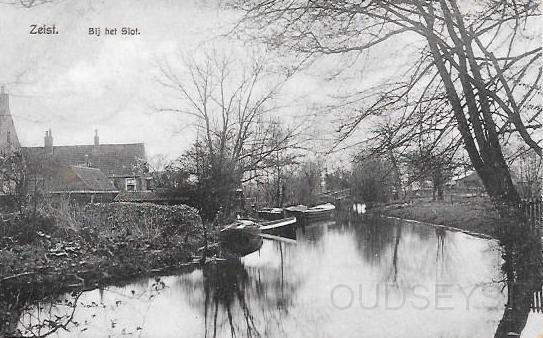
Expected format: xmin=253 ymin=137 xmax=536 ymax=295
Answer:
xmin=151 ymin=37 xmax=541 ymax=219
xmin=331 ymin=146 xmax=541 ymax=205
xmin=230 ymin=0 xmax=542 ymax=222
xmin=8 ymin=0 xmax=539 ymax=225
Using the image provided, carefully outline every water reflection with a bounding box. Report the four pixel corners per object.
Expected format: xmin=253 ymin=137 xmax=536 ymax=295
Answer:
xmin=5 ymin=213 xmax=543 ymax=337
xmin=494 ymin=225 xmax=543 ymax=338
xmin=201 ymin=261 xmax=258 ymax=337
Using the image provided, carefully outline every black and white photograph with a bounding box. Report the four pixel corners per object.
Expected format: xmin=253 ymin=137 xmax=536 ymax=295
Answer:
xmin=0 ymin=0 xmax=542 ymax=337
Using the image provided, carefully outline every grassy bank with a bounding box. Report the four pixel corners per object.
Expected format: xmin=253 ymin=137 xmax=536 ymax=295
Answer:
xmin=376 ymin=196 xmax=502 ymax=238
xmin=0 ymin=202 xmax=213 ymax=334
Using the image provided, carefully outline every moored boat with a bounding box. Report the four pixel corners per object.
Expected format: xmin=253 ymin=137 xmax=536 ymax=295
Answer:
xmin=219 ymin=220 xmax=263 ymax=256
xmin=284 ymin=205 xmax=308 ymax=218
xmin=299 ymin=203 xmax=336 ymax=223
xmin=259 ymin=217 xmax=297 ymax=237
xmin=257 ymin=207 xmax=285 ymax=220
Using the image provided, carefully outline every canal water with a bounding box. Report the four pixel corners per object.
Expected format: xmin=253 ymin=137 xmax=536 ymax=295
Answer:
xmin=15 ymin=214 xmax=543 ymax=337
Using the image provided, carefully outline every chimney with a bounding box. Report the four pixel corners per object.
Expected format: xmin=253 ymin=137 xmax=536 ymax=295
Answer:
xmin=44 ymin=129 xmax=53 ymax=153
xmin=94 ymin=129 xmax=99 ymax=146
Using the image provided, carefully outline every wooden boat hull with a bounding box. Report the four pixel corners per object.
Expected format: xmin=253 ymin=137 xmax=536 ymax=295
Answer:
xmin=284 ymin=205 xmax=308 ymax=219
xmin=300 ymin=210 xmax=334 ymax=222
xmin=220 ymin=222 xmax=263 ymax=257
xmin=257 ymin=208 xmax=285 ymax=221
xmin=259 ymin=217 xmax=297 ymax=238
xmin=288 ymin=203 xmax=335 ymax=224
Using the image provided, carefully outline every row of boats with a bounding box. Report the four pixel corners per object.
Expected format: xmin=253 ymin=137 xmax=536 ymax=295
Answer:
xmin=219 ymin=203 xmax=336 ymax=256
xmin=257 ymin=203 xmax=336 ymax=223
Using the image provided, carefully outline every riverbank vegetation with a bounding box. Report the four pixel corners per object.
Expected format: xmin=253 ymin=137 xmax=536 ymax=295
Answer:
xmin=0 ymin=202 xmax=206 ymax=292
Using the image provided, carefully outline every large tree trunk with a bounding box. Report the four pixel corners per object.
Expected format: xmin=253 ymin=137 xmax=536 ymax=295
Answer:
xmin=421 ymin=1 xmax=527 ymax=224
xmin=425 ymin=39 xmax=522 ymax=222
xmin=477 ymin=162 xmax=522 ymax=216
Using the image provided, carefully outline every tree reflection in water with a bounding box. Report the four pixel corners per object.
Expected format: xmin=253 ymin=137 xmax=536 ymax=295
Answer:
xmin=202 ymin=260 xmax=258 ymax=337
xmin=3 ymin=212 xmax=543 ymax=337
xmin=2 ymin=276 xmax=168 ymax=337
xmin=347 ymin=214 xmax=456 ymax=287
xmin=494 ymin=225 xmax=543 ymax=338
xmin=176 ymin=239 xmax=300 ymax=337
xmin=0 ymin=284 xmax=84 ymax=337
xmin=343 ymin=210 xmax=543 ymax=337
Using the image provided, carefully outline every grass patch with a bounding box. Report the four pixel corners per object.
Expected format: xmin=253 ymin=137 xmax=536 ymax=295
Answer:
xmin=381 ymin=196 xmax=501 ymax=237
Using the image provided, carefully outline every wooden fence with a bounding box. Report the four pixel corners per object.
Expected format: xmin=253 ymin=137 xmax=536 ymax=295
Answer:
xmin=532 ymin=289 xmax=543 ymax=313
xmin=522 ymin=197 xmax=543 ymax=313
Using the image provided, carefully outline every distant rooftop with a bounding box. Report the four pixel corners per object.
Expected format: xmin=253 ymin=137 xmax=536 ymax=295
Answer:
xmin=22 ymin=143 xmax=146 ymax=177
xmin=45 ymin=165 xmax=117 ymax=193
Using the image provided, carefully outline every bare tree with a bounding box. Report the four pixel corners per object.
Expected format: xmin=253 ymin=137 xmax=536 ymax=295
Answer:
xmin=232 ymin=0 xmax=542 ymax=221
xmin=402 ymin=141 xmax=460 ymax=201
xmin=0 ymin=0 xmax=61 ymax=7
xmin=157 ymin=50 xmax=301 ymax=220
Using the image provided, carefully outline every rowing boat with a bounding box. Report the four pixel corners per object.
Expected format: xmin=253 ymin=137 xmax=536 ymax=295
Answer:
xmin=259 ymin=217 xmax=297 ymax=237
xmin=285 ymin=203 xmax=335 ymax=223
xmin=219 ymin=220 xmax=263 ymax=256
xmin=257 ymin=207 xmax=285 ymax=220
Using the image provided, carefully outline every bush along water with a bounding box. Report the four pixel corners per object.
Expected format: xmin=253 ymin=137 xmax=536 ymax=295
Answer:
xmin=0 ymin=202 xmax=209 ymax=295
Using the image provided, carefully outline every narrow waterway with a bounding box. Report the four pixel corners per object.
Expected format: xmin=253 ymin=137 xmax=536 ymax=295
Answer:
xmin=14 ymin=214 xmax=543 ymax=337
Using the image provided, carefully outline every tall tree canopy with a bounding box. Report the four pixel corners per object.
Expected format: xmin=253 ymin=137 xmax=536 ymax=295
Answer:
xmin=233 ymin=0 xmax=542 ymax=218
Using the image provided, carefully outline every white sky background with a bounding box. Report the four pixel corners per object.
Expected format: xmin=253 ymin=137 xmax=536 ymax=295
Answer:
xmin=0 ymin=0 xmax=343 ymax=165
xmin=4 ymin=0 xmax=532 ymax=170
xmin=0 ymin=0 xmax=413 ymax=170
xmin=0 ymin=0 xmax=237 ymax=161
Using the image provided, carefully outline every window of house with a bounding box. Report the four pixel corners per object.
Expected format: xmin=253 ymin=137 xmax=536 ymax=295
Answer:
xmin=125 ymin=178 xmax=136 ymax=191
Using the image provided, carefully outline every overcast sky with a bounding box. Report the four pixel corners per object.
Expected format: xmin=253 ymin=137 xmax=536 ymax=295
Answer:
xmin=0 ymin=0 xmax=330 ymax=162
xmin=0 ymin=0 xmax=433 ymax=169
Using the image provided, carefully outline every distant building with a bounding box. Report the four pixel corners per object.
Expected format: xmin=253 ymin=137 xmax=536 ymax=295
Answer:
xmin=451 ymin=171 xmax=483 ymax=190
xmin=22 ymin=131 xmax=149 ymax=192
xmin=0 ymin=87 xmax=150 ymax=199
xmin=40 ymin=165 xmax=119 ymax=202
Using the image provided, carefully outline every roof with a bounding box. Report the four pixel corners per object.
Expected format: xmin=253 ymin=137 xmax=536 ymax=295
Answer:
xmin=47 ymin=165 xmax=118 ymax=192
xmin=22 ymin=143 xmax=146 ymax=177
xmin=450 ymin=171 xmax=478 ymax=182
xmin=457 ymin=172 xmax=481 ymax=183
